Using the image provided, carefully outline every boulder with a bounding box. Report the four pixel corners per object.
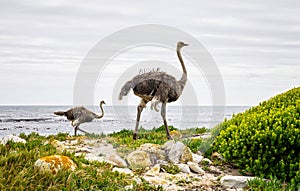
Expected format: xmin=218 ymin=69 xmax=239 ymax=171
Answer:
xmin=34 ymin=155 xmax=77 ymax=174
xmin=127 ymin=150 xmax=152 ymax=169
xmin=163 ymin=140 xmax=192 ymax=164
xmin=1 ymin=135 xmax=26 ymax=145
xmin=220 ymin=175 xmax=257 ymax=189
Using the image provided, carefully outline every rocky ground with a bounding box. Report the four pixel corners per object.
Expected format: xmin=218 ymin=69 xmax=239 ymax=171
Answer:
xmin=49 ymin=135 xmax=256 ymax=191
xmin=1 ymin=134 xmax=259 ymax=191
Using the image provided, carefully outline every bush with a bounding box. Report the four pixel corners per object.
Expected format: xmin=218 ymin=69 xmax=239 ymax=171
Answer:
xmin=213 ymin=87 xmax=300 ymax=185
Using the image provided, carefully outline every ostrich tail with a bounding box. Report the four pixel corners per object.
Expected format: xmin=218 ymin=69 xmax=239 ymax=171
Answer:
xmin=54 ymin=111 xmax=66 ymax=116
xmin=118 ymin=81 xmax=132 ymax=100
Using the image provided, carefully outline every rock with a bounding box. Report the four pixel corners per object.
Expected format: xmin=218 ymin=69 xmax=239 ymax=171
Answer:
xmin=51 ymin=140 xmax=66 ymax=153
xmin=84 ymin=154 xmax=118 ymax=166
xmin=112 ymin=167 xmax=133 ymax=176
xmin=107 ymin=154 xmax=127 ymax=167
xmin=138 ymin=143 xmax=166 ymax=163
xmin=34 ymin=155 xmax=77 ymax=174
xmin=143 ymin=176 xmax=169 ymax=185
xmin=211 ymin=152 xmax=225 ymax=162
xmin=127 ymin=150 xmax=152 ymax=169
xmin=170 ymin=130 xmax=182 ymax=139
xmin=220 ymin=175 xmax=257 ymax=189
xmin=192 ymin=153 xmax=204 ymax=164
xmin=1 ymin=135 xmax=26 ymax=145
xmin=180 ymin=146 xmax=193 ymax=164
xmin=201 ymin=158 xmax=213 ymax=165
xmin=187 ymin=161 xmax=205 ymax=174
xmin=164 ymin=140 xmax=192 ymax=164
xmin=176 ymin=164 xmax=191 ymax=173
xmin=145 ymin=164 xmax=161 ymax=176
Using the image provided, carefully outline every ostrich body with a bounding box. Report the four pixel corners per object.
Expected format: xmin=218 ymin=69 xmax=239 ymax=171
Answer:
xmin=118 ymin=41 xmax=188 ymax=140
xmin=54 ymin=100 xmax=105 ymax=135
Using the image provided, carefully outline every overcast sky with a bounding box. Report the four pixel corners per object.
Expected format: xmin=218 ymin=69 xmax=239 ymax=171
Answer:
xmin=1 ymin=0 xmax=299 ymax=106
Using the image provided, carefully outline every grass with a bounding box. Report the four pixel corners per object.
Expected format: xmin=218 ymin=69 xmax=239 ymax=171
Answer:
xmin=2 ymin=126 xmax=296 ymax=190
xmin=0 ymin=132 xmax=162 ymax=191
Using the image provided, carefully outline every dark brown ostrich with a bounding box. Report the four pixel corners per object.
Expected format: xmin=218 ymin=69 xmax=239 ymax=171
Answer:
xmin=54 ymin=100 xmax=105 ymax=136
xmin=118 ymin=41 xmax=188 ymax=140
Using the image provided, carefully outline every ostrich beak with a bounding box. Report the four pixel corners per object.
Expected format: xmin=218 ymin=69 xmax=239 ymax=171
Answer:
xmin=183 ymin=43 xmax=189 ymax=46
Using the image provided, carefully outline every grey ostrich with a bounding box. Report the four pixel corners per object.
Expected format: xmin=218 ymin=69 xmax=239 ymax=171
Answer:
xmin=118 ymin=41 xmax=189 ymax=140
xmin=54 ymin=100 xmax=106 ymax=136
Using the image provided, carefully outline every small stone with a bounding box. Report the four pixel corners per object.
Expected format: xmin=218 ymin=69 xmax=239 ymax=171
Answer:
xmin=85 ymin=154 xmax=118 ymax=166
xmin=143 ymin=176 xmax=169 ymax=185
xmin=192 ymin=153 xmax=204 ymax=163
xmin=176 ymin=164 xmax=191 ymax=173
xmin=187 ymin=161 xmax=205 ymax=174
xmin=220 ymin=175 xmax=258 ymax=189
xmin=107 ymin=154 xmax=127 ymax=167
xmin=127 ymin=150 xmax=152 ymax=169
xmin=145 ymin=164 xmax=160 ymax=176
xmin=1 ymin=135 xmax=26 ymax=145
xmin=211 ymin=152 xmax=225 ymax=162
xmin=170 ymin=130 xmax=182 ymax=139
xmin=51 ymin=140 xmax=66 ymax=153
xmin=34 ymin=155 xmax=77 ymax=174
xmin=201 ymin=158 xmax=213 ymax=165
xmin=112 ymin=167 xmax=133 ymax=176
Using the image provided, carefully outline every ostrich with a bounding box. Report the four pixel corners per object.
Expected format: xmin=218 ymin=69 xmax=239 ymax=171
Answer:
xmin=118 ymin=41 xmax=189 ymax=140
xmin=54 ymin=100 xmax=106 ymax=136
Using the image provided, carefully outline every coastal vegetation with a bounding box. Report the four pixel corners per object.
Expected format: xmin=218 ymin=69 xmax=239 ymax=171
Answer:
xmin=0 ymin=87 xmax=299 ymax=190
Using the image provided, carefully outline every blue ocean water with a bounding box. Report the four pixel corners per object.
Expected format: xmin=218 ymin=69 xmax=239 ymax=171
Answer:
xmin=0 ymin=106 xmax=250 ymax=138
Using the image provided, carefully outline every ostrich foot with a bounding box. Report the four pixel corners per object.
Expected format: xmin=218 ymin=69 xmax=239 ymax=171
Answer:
xmin=151 ymin=98 xmax=160 ymax=112
xmin=133 ymin=133 xmax=138 ymax=140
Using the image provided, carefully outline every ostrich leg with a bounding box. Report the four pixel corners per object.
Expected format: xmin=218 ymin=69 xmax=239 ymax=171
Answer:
xmin=161 ymin=102 xmax=171 ymax=139
xmin=134 ymin=99 xmax=148 ymax=140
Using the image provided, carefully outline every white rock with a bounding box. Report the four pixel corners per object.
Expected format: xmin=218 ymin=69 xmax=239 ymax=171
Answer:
xmin=176 ymin=164 xmax=191 ymax=173
xmin=192 ymin=153 xmax=204 ymax=164
xmin=201 ymin=158 xmax=213 ymax=165
xmin=220 ymin=175 xmax=257 ymax=189
xmin=112 ymin=167 xmax=134 ymax=176
xmin=163 ymin=141 xmax=187 ymax=164
xmin=1 ymin=135 xmax=26 ymax=145
xmin=187 ymin=161 xmax=205 ymax=174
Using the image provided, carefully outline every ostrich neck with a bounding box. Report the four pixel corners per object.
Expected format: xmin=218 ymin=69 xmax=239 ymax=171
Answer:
xmin=177 ymin=49 xmax=187 ymax=88
xmin=96 ymin=103 xmax=104 ymax=118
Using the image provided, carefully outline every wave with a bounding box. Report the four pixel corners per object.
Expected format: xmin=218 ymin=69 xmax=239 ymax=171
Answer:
xmin=0 ymin=118 xmax=53 ymax=123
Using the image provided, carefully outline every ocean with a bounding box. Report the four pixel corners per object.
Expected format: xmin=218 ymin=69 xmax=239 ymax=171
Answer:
xmin=0 ymin=106 xmax=250 ymax=139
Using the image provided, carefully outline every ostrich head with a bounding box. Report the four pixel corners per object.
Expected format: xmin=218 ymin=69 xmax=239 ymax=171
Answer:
xmin=177 ymin=41 xmax=189 ymax=50
xmin=100 ymin=100 xmax=106 ymax=105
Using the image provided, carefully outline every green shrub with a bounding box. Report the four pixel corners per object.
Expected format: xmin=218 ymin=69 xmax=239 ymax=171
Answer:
xmin=213 ymin=87 xmax=300 ymax=185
